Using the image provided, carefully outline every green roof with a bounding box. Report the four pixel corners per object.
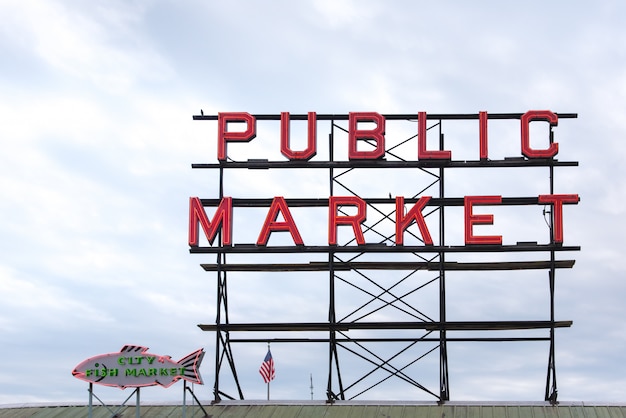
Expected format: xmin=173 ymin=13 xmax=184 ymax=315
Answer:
xmin=1 ymin=402 xmax=625 ymax=418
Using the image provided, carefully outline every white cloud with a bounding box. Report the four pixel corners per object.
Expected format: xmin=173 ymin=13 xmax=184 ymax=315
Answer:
xmin=0 ymin=265 xmax=115 ymax=333
xmin=0 ymin=0 xmax=625 ymax=405
xmin=0 ymin=0 xmax=173 ymax=93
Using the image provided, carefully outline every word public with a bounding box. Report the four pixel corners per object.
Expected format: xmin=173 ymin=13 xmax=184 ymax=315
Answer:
xmin=216 ymin=110 xmax=560 ymax=161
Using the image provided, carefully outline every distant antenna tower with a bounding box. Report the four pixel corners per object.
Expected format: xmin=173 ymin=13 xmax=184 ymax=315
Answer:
xmin=310 ymin=373 xmax=313 ymax=400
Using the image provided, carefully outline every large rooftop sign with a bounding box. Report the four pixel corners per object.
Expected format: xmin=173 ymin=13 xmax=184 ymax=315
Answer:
xmin=189 ymin=111 xmax=579 ymax=403
xmin=189 ymin=111 xmax=578 ymax=249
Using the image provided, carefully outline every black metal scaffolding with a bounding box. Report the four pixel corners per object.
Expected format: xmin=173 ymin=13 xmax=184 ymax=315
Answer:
xmin=191 ymin=112 xmax=579 ymax=403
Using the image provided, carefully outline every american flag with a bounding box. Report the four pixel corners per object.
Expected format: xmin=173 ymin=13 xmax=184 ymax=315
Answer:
xmin=259 ymin=349 xmax=275 ymax=383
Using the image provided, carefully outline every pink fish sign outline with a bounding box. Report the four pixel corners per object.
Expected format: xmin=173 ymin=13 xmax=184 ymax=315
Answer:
xmin=72 ymin=345 xmax=205 ymax=389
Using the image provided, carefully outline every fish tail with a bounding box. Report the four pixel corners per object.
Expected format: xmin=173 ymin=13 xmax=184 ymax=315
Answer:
xmin=177 ymin=349 xmax=205 ymax=385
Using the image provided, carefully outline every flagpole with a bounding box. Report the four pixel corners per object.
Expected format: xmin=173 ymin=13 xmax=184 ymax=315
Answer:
xmin=260 ymin=342 xmax=274 ymax=400
xmin=266 ymin=342 xmax=270 ymax=401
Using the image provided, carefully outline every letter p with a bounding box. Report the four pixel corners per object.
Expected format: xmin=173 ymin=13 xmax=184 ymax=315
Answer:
xmin=218 ymin=112 xmax=256 ymax=160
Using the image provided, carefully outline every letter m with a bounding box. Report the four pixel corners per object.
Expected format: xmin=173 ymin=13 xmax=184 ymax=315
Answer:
xmin=189 ymin=197 xmax=232 ymax=246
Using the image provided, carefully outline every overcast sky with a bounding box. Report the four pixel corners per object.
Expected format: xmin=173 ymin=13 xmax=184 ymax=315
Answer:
xmin=1 ymin=0 xmax=626 ymax=406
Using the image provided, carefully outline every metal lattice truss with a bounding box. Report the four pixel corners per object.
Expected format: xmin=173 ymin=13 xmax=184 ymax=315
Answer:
xmin=191 ymin=112 xmax=579 ymax=403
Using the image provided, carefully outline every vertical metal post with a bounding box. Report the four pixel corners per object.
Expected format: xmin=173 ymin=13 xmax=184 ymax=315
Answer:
xmin=183 ymin=380 xmax=187 ymax=418
xmin=438 ymin=121 xmax=449 ymax=402
xmin=88 ymin=383 xmax=93 ymax=418
xmin=136 ymin=387 xmax=140 ymax=418
xmin=214 ymin=165 xmax=224 ymax=402
xmin=267 ymin=342 xmax=271 ymax=400
xmin=327 ymin=120 xmax=336 ymax=401
xmin=545 ymin=151 xmax=558 ymax=404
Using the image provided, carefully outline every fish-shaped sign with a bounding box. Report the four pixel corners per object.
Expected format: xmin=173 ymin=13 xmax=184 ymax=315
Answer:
xmin=72 ymin=345 xmax=204 ymax=389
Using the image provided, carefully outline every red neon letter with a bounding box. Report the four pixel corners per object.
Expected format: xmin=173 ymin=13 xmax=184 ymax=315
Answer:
xmin=348 ymin=112 xmax=385 ymax=159
xmin=521 ymin=110 xmax=559 ymax=158
xmin=538 ymin=194 xmax=579 ymax=243
xmin=257 ymin=196 xmax=304 ymax=246
xmin=189 ymin=197 xmax=232 ymax=246
xmin=395 ymin=196 xmax=433 ymax=245
xmin=479 ymin=111 xmax=488 ymax=160
xmin=418 ymin=111 xmax=451 ymax=160
xmin=464 ymin=195 xmax=502 ymax=245
xmin=280 ymin=112 xmax=317 ymax=160
xmin=329 ymin=196 xmax=366 ymax=245
xmin=217 ymin=112 xmax=256 ymax=161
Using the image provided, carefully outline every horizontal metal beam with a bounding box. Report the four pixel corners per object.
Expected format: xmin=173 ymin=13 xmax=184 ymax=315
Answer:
xmin=193 ymin=112 xmax=578 ymax=121
xmin=197 ymin=196 xmax=579 ymax=207
xmin=190 ymin=244 xmax=580 ymax=254
xmin=192 ymin=159 xmax=578 ymax=169
xmin=198 ymin=320 xmax=572 ymax=332
xmin=221 ymin=337 xmax=552 ymax=343
xmin=200 ymin=260 xmax=575 ymax=272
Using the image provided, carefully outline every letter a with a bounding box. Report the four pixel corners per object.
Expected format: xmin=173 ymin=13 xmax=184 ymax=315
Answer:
xmin=257 ymin=196 xmax=304 ymax=245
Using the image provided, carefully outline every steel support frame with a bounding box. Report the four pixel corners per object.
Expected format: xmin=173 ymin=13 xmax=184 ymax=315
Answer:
xmin=191 ymin=112 xmax=578 ymax=404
